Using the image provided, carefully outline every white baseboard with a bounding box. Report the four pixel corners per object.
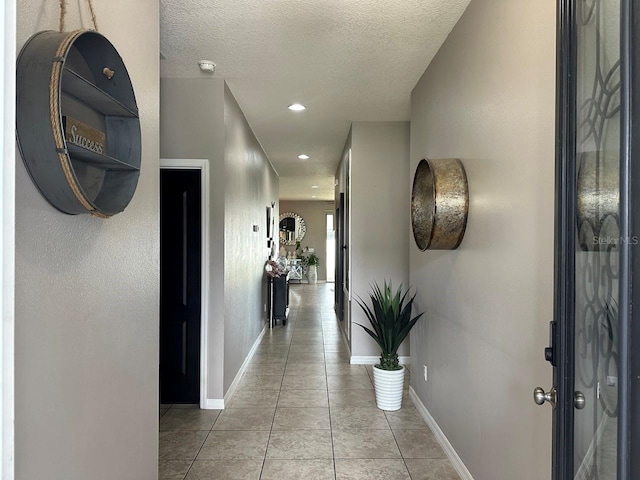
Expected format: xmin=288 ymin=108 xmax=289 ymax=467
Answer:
xmin=350 ymin=356 xmax=410 ymax=365
xmin=203 ymin=398 xmax=224 ymax=409
xmin=409 ymin=387 xmax=474 ymax=480
xmin=215 ymin=323 xmax=267 ymax=409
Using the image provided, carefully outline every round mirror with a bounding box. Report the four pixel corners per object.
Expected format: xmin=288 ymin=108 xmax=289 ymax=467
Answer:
xmin=279 ymin=212 xmax=306 ymax=245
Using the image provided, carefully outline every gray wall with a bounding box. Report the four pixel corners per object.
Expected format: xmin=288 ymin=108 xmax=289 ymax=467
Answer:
xmin=279 ymin=200 xmax=334 ymax=282
xmin=160 ymin=80 xmax=279 ymax=398
xmin=336 ymin=122 xmax=410 ymax=358
xmin=409 ymin=1 xmax=555 ymax=479
xmin=15 ymin=1 xmax=159 ymax=479
xmin=160 ymin=78 xmax=226 ymax=400
xmin=335 ymin=134 xmax=351 ymax=343
xmin=223 ymin=84 xmax=279 ymax=391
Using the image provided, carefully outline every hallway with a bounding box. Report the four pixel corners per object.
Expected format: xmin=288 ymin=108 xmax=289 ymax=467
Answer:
xmin=159 ymin=284 xmax=459 ymax=480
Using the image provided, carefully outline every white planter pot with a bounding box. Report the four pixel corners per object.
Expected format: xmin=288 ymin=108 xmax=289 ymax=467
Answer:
xmin=372 ymin=365 xmax=405 ymax=411
xmin=308 ymin=265 xmax=318 ymax=284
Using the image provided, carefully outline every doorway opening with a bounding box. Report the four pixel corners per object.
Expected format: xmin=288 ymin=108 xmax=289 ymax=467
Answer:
xmin=159 ymin=159 xmax=210 ymax=408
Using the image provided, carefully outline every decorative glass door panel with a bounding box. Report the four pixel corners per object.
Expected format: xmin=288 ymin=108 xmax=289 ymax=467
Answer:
xmin=548 ymin=0 xmax=639 ymax=478
xmin=574 ymin=0 xmax=620 ymax=478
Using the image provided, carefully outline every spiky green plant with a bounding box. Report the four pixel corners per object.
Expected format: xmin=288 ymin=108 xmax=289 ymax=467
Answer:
xmin=306 ymin=253 xmax=320 ymax=267
xmin=355 ymin=281 xmax=424 ymax=371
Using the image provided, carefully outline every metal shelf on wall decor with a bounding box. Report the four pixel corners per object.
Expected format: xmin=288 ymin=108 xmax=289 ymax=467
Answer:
xmin=61 ymin=67 xmax=139 ymax=117
xmin=67 ymin=144 xmax=139 ymax=171
xmin=16 ymin=29 xmax=141 ymax=217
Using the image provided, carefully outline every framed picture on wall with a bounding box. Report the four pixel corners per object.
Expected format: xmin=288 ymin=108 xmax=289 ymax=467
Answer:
xmin=266 ymin=203 xmax=275 ymax=255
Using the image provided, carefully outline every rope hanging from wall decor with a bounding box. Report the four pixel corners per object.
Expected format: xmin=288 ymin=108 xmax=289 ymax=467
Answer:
xmin=58 ymin=0 xmax=99 ymax=32
xmin=49 ymin=30 xmax=107 ymax=217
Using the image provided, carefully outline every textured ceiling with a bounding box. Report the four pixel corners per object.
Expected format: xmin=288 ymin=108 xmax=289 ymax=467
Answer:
xmin=160 ymin=0 xmax=470 ymax=200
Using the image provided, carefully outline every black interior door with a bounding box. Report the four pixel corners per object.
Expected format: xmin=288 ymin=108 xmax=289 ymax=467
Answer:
xmin=335 ymin=193 xmax=344 ymax=321
xmin=160 ymin=169 xmax=202 ymax=404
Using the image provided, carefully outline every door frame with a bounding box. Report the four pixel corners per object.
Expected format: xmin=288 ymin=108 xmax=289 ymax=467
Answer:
xmin=160 ymin=159 xmax=210 ymax=409
xmin=1 ymin=0 xmax=16 ymax=476
xmin=344 ymin=148 xmax=352 ymax=341
xmin=554 ymin=1 xmax=640 ymax=477
xmin=553 ymin=1 xmax=577 ymax=477
xmin=334 ymin=194 xmax=344 ymax=320
xmin=620 ymin=0 xmax=640 ymax=475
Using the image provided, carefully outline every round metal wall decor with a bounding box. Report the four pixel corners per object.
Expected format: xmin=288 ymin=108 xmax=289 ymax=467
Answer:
xmin=16 ymin=30 xmax=141 ymax=217
xmin=411 ymin=158 xmax=469 ymax=250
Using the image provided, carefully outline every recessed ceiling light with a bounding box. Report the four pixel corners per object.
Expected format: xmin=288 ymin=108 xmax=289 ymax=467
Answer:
xmin=298 ymin=154 xmax=310 ymax=160
xmin=312 ymin=195 xmax=317 ymax=198
xmin=311 ymin=185 xmax=319 ymax=189
xmin=288 ymin=103 xmax=306 ymax=111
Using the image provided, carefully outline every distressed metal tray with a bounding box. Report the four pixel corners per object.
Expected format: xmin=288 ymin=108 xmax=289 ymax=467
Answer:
xmin=411 ymin=158 xmax=469 ymax=250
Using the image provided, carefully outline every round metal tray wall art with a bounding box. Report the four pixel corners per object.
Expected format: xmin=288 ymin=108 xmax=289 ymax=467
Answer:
xmin=16 ymin=29 xmax=141 ymax=218
xmin=576 ymin=151 xmax=619 ymax=251
xmin=411 ymin=158 xmax=469 ymax=250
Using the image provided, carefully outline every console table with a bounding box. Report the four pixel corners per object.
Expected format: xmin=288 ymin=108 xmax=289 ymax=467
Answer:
xmin=287 ymin=259 xmax=303 ymax=282
xmin=268 ymin=272 xmax=290 ymax=328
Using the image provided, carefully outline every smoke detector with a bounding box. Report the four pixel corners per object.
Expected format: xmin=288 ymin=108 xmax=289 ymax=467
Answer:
xmin=198 ymin=60 xmax=216 ymax=73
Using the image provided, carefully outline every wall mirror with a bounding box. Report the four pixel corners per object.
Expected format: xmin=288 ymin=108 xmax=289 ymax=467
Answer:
xmin=279 ymin=212 xmax=306 ymax=245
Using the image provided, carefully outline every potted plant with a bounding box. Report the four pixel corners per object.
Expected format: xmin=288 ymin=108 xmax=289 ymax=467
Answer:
xmin=355 ymin=281 xmax=424 ymax=410
xmin=306 ymin=253 xmax=319 ymax=284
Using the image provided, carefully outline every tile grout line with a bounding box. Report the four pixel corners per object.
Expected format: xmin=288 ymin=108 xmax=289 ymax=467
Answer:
xmin=324 ymin=312 xmax=338 ymax=480
xmin=388 ymin=419 xmax=414 ymax=480
xmin=259 ymin=309 xmax=295 ymax=479
xmin=181 ymin=426 xmax=215 ymax=480
xmin=265 ymin=300 xmax=305 ymax=477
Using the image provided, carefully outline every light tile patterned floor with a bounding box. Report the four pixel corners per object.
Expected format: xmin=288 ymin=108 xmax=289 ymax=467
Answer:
xmin=159 ymin=283 xmax=460 ymax=480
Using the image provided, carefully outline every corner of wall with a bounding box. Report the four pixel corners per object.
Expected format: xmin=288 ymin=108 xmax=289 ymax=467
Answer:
xmin=348 ymin=122 xmax=411 ymax=358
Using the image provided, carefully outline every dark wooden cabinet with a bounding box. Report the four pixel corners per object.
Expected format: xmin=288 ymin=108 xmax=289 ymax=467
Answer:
xmin=269 ymin=274 xmax=290 ymax=327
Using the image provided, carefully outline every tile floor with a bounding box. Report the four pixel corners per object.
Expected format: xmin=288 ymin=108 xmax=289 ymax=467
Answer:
xmin=159 ymin=283 xmax=460 ymax=480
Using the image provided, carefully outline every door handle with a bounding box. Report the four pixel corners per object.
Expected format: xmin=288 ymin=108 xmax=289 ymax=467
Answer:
xmin=574 ymin=391 xmax=586 ymax=410
xmin=533 ymin=386 xmax=557 ymax=408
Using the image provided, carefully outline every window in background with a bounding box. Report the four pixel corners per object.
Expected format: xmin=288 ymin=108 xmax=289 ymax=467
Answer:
xmin=326 ymin=213 xmax=335 ymax=282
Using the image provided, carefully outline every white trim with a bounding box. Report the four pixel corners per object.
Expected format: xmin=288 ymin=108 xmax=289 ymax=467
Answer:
xmin=1 ymin=0 xmax=16 ymax=477
xmin=221 ymin=324 xmax=268 ymax=407
xmin=203 ymin=398 xmax=225 ymax=410
xmin=350 ymin=356 xmax=410 ymax=365
xmin=160 ymin=159 xmax=211 ymax=410
xmin=409 ymin=387 xmax=474 ymax=480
